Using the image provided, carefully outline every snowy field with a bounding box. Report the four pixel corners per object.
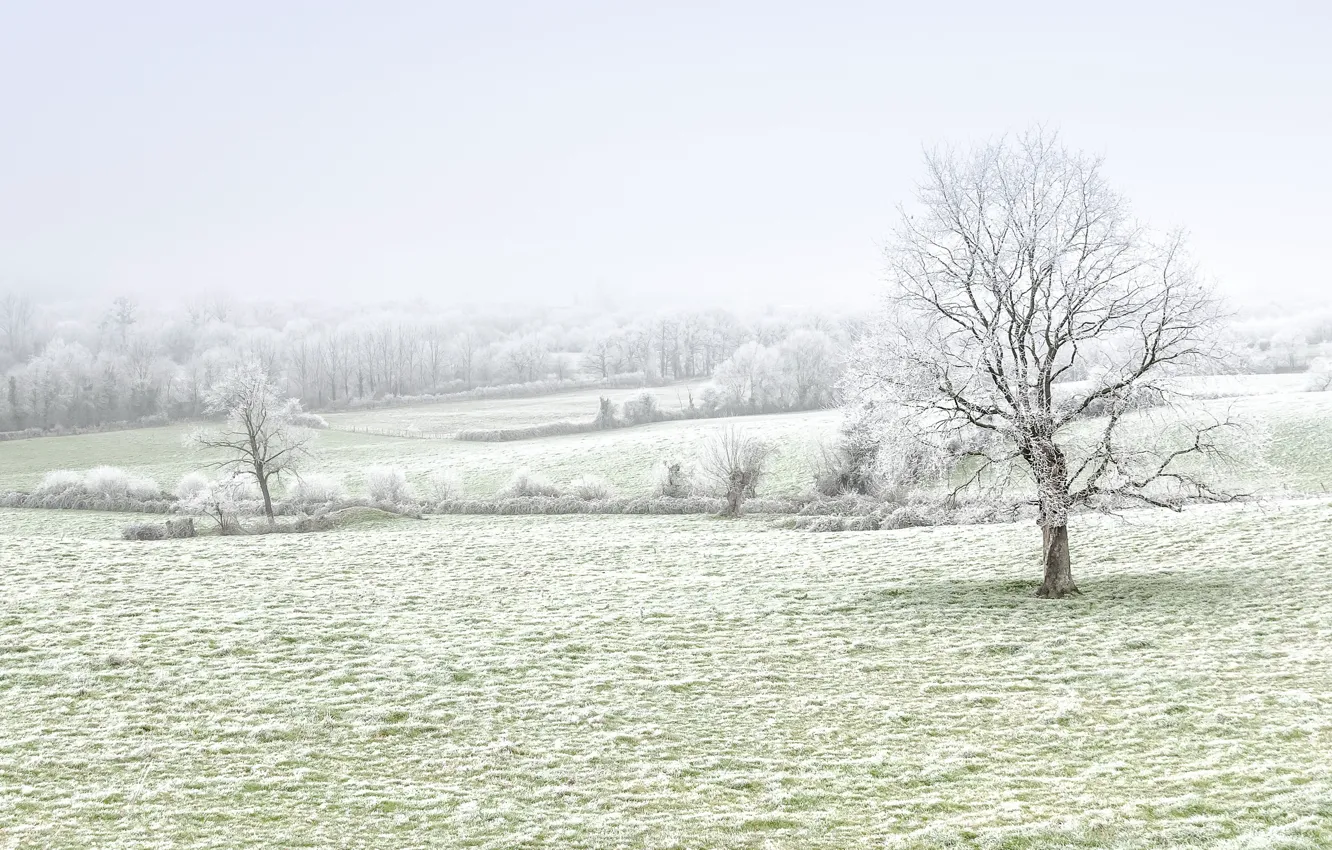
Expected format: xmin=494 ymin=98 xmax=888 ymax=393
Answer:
xmin=2 ymin=502 xmax=1331 ymax=848
xmin=6 ymin=378 xmax=1332 ymax=502
xmin=2 ymin=377 xmax=1332 ymax=846
xmin=0 ymin=409 xmax=842 ymax=499
xmin=324 ymin=381 xmax=711 ymax=435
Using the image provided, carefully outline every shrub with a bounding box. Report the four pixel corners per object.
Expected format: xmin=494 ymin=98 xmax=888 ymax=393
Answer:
xmin=881 ymin=506 xmax=932 ymax=530
xmin=290 ymin=411 xmax=330 ymax=430
xmin=595 ymin=397 xmax=617 ymax=429
xmin=568 ymin=474 xmax=616 ymax=500
xmin=291 ymin=474 xmax=347 ymax=504
xmin=425 ymin=469 xmax=465 ymax=502
xmin=83 ymin=466 xmax=162 ymax=500
xmin=621 ymin=392 xmax=660 ymax=425
xmin=364 ymin=465 xmax=414 ymax=504
xmin=651 ymin=460 xmax=694 ymax=498
xmin=175 ymin=472 xmax=211 ymax=502
xmin=35 ymin=467 xmax=163 ymax=501
xmin=165 ymin=517 xmax=197 ymax=538
xmin=811 ymin=433 xmax=882 ymax=497
xmin=498 ymin=468 xmax=564 ymax=498
xmin=122 ymin=522 xmax=167 ymax=541
xmin=35 ymin=470 xmax=83 ymax=496
xmin=179 ymin=474 xmax=257 ymax=533
xmin=84 ymin=466 xmax=134 ymax=497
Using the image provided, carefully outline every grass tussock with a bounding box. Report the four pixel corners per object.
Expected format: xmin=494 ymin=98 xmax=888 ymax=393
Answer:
xmin=497 ymin=468 xmax=564 ymax=499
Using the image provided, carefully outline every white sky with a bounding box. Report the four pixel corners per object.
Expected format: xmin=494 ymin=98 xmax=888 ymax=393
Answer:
xmin=1 ymin=1 xmax=1329 ymax=311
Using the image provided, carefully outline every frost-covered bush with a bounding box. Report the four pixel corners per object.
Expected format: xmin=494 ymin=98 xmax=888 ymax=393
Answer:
xmin=621 ymin=392 xmax=660 ymax=425
xmin=364 ymin=465 xmax=414 ymax=504
xmin=122 ymin=522 xmax=167 ymax=541
xmin=175 ymin=472 xmax=211 ymax=502
xmin=35 ymin=470 xmax=83 ymax=496
xmin=291 ymin=474 xmax=347 ymax=504
xmin=83 ymin=466 xmax=162 ymax=501
xmin=498 ymin=468 xmax=563 ymax=499
xmin=797 ymin=494 xmax=880 ymax=516
xmin=428 ymin=494 xmax=736 ymax=516
xmin=651 ymin=459 xmax=694 ymax=498
xmin=180 ymin=474 xmax=258 ymax=533
xmin=289 ymin=411 xmax=330 ymax=430
xmin=425 ymin=469 xmax=465 ymax=502
xmin=881 ymin=505 xmax=933 ymax=530
xmin=33 ymin=467 xmax=163 ymax=502
xmin=810 ymin=441 xmax=883 ymax=497
xmin=165 ymin=517 xmax=197 ymax=538
xmin=568 ymin=474 xmax=616 ymax=501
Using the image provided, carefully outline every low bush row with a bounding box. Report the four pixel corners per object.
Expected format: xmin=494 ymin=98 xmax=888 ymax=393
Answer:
xmin=426 ymin=495 xmax=798 ymax=516
xmin=0 ymin=413 xmax=172 ymax=443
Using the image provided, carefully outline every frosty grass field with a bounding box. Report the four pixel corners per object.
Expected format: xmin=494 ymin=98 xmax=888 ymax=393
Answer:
xmin=2 ymin=375 xmax=1332 ymax=848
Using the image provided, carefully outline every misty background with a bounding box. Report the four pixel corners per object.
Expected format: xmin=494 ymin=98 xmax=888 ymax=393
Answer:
xmin=2 ymin=0 xmax=1329 ymax=311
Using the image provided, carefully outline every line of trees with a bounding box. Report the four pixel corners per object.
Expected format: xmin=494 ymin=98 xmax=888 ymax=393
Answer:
xmin=0 ymin=296 xmax=863 ymax=433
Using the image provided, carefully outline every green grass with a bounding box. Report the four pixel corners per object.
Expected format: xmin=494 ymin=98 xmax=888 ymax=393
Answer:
xmin=2 ymin=502 xmax=1330 ymax=847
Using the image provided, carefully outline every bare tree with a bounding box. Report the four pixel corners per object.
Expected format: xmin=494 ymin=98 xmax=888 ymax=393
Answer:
xmin=190 ymin=362 xmax=316 ymax=524
xmin=584 ymin=336 xmax=614 ymax=378
xmin=698 ymin=427 xmax=777 ymax=517
xmin=850 ymin=129 xmax=1239 ymax=598
xmin=779 ymin=329 xmax=841 ymax=408
xmin=423 ymin=323 xmax=449 ymax=389
xmin=111 ymin=296 xmax=137 ymax=351
xmin=454 ymin=328 xmax=480 ymax=386
xmin=0 ymin=293 xmax=34 ymax=363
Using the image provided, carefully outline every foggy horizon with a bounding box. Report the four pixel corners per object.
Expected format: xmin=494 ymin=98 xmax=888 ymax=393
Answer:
xmin=3 ymin=1 xmax=1330 ymax=310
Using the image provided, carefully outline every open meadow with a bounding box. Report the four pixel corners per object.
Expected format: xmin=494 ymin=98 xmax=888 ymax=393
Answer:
xmin=2 ymin=502 xmax=1331 ymax=848
xmin=2 ymin=376 xmax=1332 ymax=847
xmin=323 ymin=382 xmax=711 ymax=436
xmin=0 ymin=405 xmax=843 ymax=500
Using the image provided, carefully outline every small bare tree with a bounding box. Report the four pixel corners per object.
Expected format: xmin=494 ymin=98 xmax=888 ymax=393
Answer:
xmin=181 ymin=474 xmax=254 ymax=534
xmin=851 ymin=129 xmax=1242 ymax=598
xmin=190 ymin=362 xmax=316 ymax=524
xmin=699 ymin=427 xmax=777 ymax=517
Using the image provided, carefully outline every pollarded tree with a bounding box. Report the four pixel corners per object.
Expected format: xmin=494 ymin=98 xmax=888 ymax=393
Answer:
xmin=850 ymin=129 xmax=1242 ymax=598
xmin=698 ymin=427 xmax=777 ymax=517
xmin=190 ymin=362 xmax=316 ymax=524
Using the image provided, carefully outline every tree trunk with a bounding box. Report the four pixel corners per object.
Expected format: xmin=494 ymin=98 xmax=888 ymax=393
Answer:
xmin=723 ymin=470 xmax=744 ymax=517
xmin=257 ymin=475 xmax=276 ymax=526
xmin=1036 ymin=525 xmax=1079 ymax=598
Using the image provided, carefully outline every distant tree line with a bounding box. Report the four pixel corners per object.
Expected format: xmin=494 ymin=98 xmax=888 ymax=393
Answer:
xmin=0 ymin=293 xmax=862 ymax=432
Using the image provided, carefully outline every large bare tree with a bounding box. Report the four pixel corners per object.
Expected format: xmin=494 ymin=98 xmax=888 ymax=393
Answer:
xmin=852 ymin=130 xmax=1239 ymax=598
xmin=190 ymin=362 xmax=316 ymax=524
